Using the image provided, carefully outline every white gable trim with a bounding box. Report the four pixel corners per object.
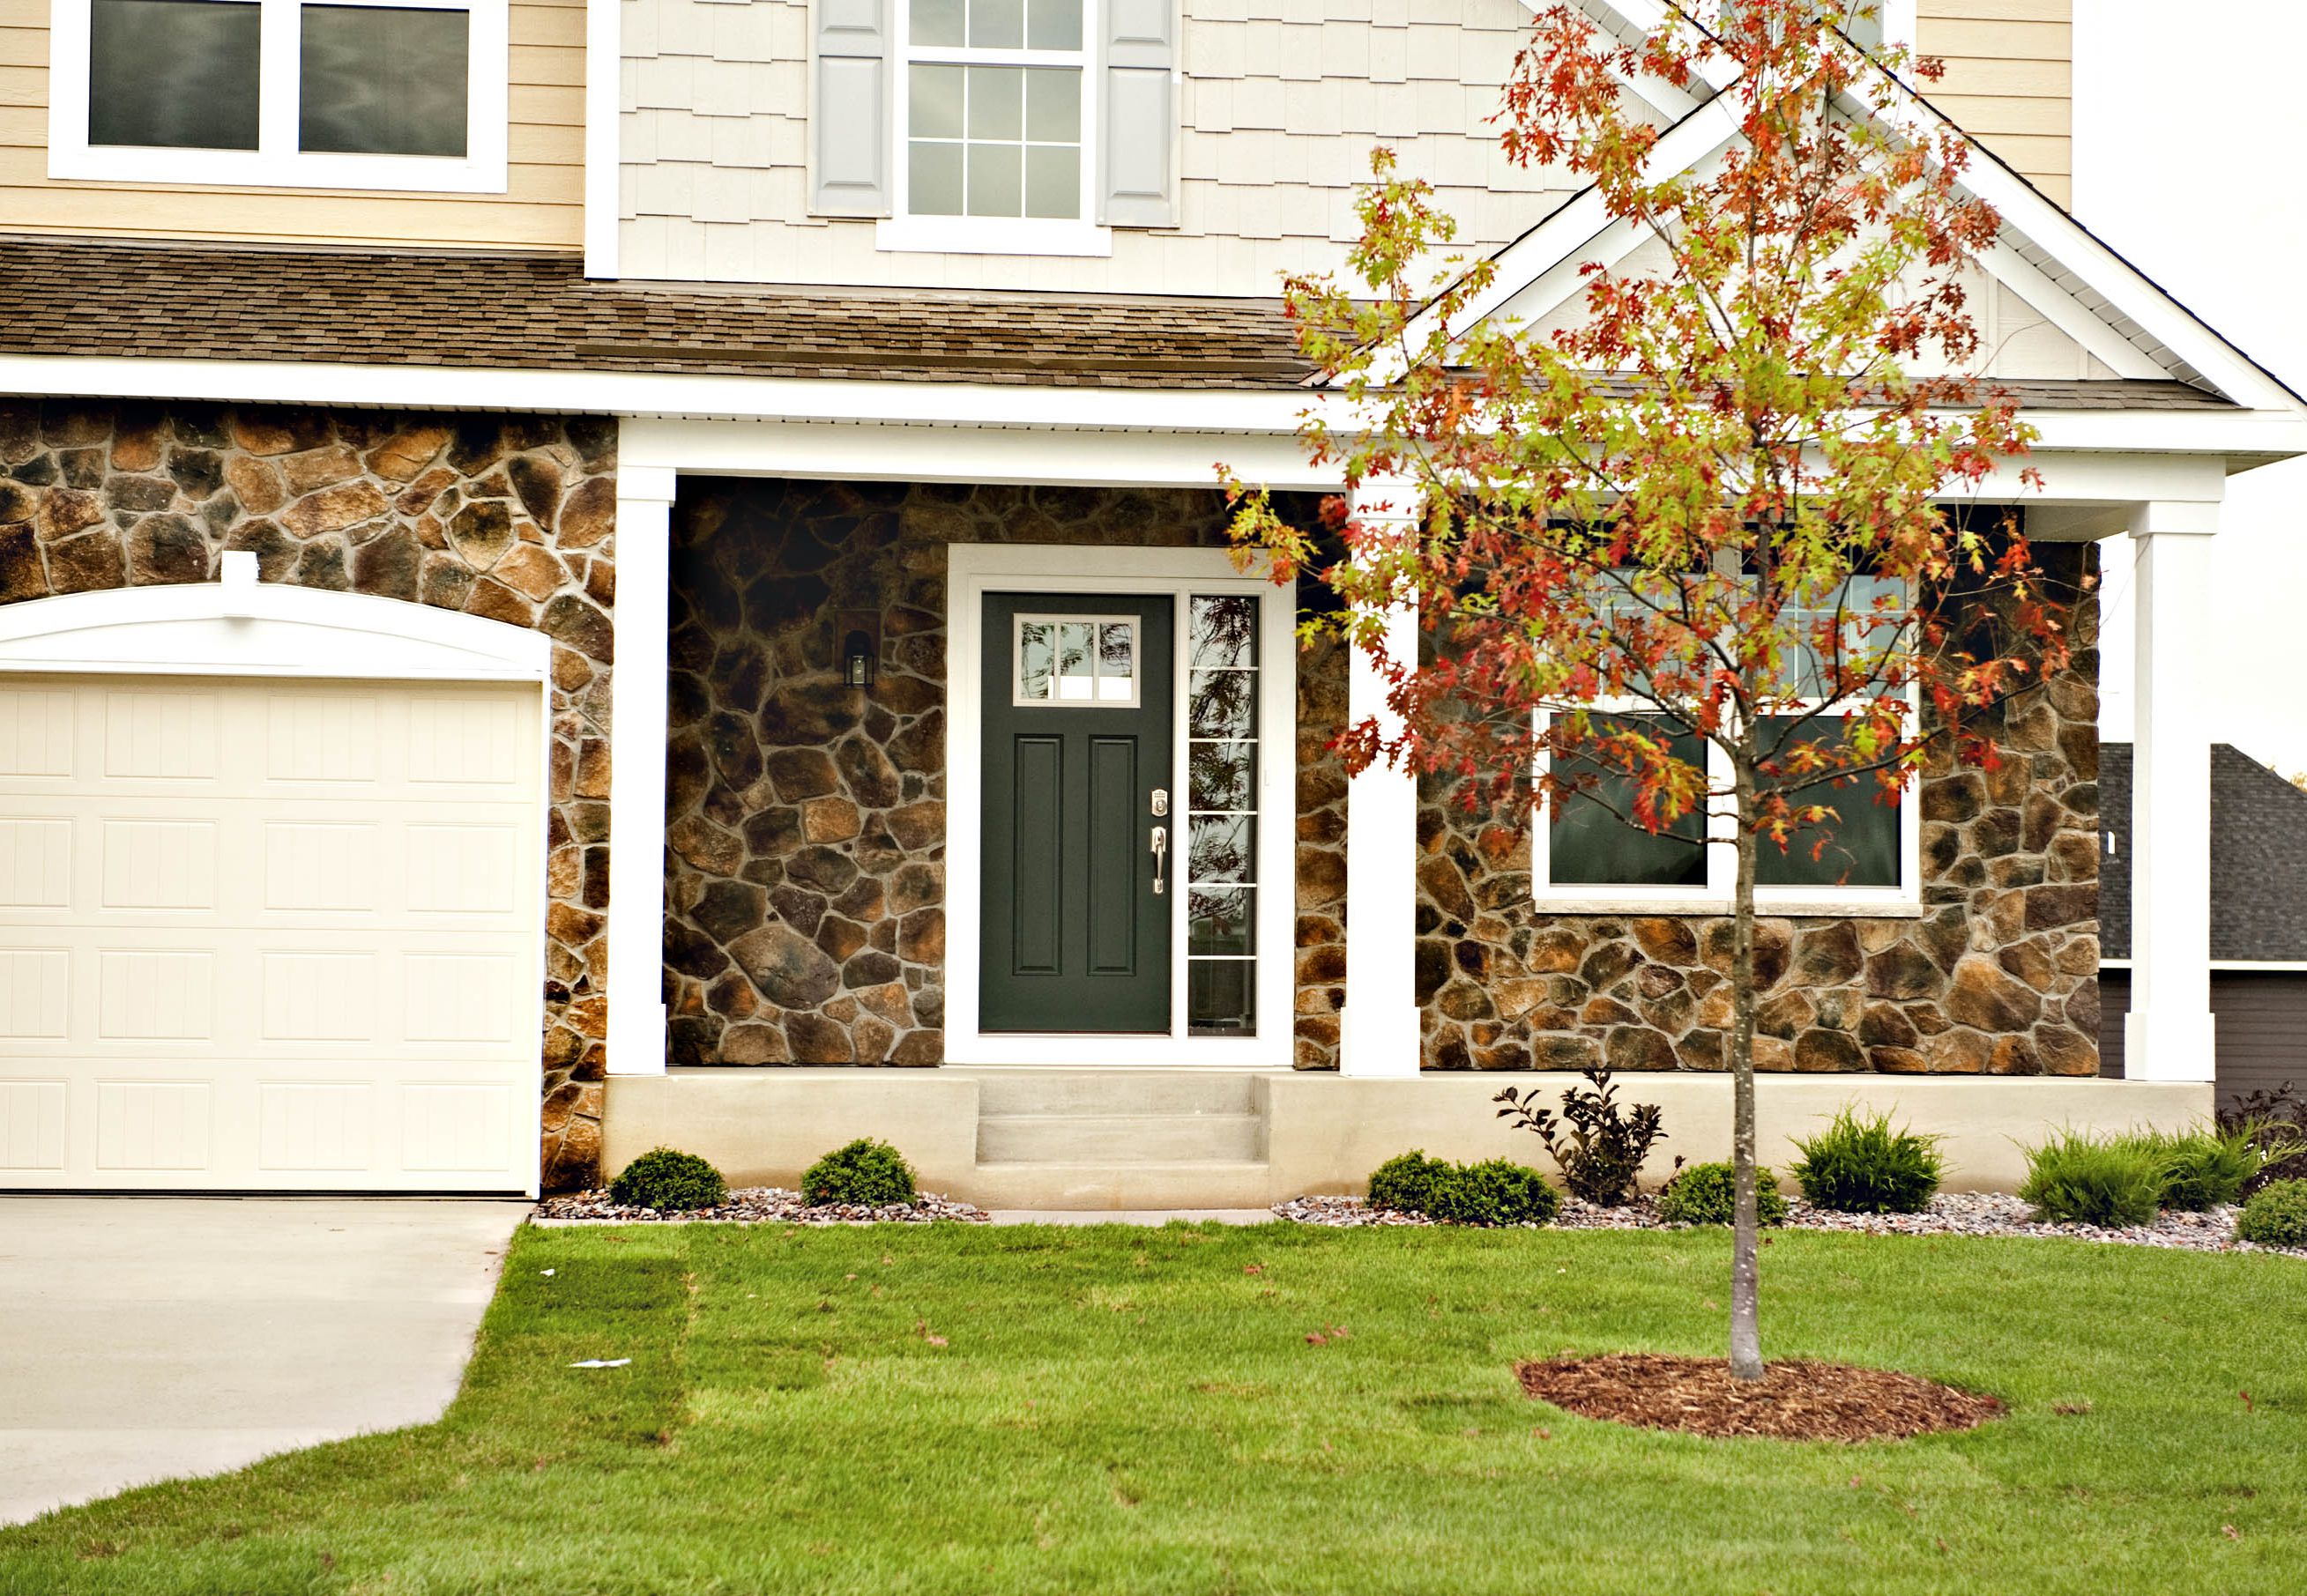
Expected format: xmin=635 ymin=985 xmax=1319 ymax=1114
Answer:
xmin=1460 ymin=5 xmax=2306 ymax=418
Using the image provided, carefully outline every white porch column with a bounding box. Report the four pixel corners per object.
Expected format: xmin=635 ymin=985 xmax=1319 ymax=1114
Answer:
xmin=605 ymin=463 xmax=676 ymax=1074
xmin=1338 ymin=480 xmax=1424 ymax=1078
xmin=2123 ymin=500 xmax=2217 ymax=1083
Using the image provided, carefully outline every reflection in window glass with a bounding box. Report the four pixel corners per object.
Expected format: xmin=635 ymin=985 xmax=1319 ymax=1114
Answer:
xmin=299 ymin=5 xmax=469 ymax=157
xmin=1016 ymin=621 xmax=1053 ymax=700
xmin=1098 ymin=622 xmax=1133 ymax=701
xmin=1016 ymin=613 xmax=1135 ymax=706
xmin=1056 ymin=620 xmax=1095 ymax=700
xmin=1755 ymin=716 xmax=1901 ymax=888
xmin=89 ymin=0 xmax=262 ymax=151
xmin=1187 ymin=594 xmax=1259 ymax=1036
xmin=1546 ymin=715 xmax=1708 ymax=888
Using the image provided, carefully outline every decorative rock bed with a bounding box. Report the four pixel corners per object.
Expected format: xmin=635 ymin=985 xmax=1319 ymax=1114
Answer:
xmin=535 ymin=1186 xmax=991 ymax=1225
xmin=1276 ymin=1191 xmax=2307 ymax=1256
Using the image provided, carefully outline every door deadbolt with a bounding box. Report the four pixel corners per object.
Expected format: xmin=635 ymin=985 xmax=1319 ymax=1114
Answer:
xmin=1150 ymin=788 xmax=1169 ymax=817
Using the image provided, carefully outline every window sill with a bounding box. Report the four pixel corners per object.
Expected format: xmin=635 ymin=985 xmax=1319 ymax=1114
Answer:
xmin=46 ymin=145 xmax=509 ymax=195
xmin=1530 ymin=895 xmax=1926 ymax=919
xmin=875 ymin=215 xmax=1113 ymax=258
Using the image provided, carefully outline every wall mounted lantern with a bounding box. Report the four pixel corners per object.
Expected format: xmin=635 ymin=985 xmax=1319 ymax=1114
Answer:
xmin=838 ymin=608 xmax=882 ymax=690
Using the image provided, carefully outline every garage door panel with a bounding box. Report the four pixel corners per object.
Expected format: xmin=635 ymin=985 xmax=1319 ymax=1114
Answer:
xmin=0 ymin=672 xmax=542 ymax=1193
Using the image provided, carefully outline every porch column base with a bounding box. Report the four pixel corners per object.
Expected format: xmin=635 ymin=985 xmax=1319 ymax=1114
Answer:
xmin=2123 ymin=1008 xmax=2217 ymax=1085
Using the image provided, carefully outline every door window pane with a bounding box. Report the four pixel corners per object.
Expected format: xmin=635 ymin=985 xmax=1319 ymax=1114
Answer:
xmin=1097 ymin=623 xmax=1134 ymax=701
xmin=299 ymin=5 xmax=469 ymax=158
xmin=1188 ymin=960 xmax=1255 ymax=1036
xmin=89 ymin=0 xmax=261 ymax=151
xmin=1546 ymin=716 xmax=1708 ymax=888
xmin=1755 ymin=716 xmax=1901 ymax=888
xmin=1014 ymin=613 xmax=1137 ymax=707
xmin=1189 ymin=596 xmax=1256 ymax=668
xmin=1188 ymin=887 xmax=1254 ymax=957
xmin=1187 ymin=669 xmax=1256 ymax=739
xmin=1188 ymin=741 xmax=1253 ymax=813
xmin=1187 ymin=815 xmax=1254 ymax=885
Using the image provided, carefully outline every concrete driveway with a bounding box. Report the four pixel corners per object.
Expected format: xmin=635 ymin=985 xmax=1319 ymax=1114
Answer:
xmin=0 ymin=1197 xmax=526 ymax=1526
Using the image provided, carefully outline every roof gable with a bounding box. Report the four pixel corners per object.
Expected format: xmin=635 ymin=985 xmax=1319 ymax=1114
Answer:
xmin=1439 ymin=4 xmax=2307 ymax=417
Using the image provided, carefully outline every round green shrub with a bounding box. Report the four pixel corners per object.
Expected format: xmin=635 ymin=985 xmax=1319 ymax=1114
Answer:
xmin=2234 ymin=1178 xmax=2307 ymax=1248
xmin=801 ymin=1139 xmax=918 ymax=1206
xmin=1425 ymin=1159 xmax=1560 ymax=1227
xmin=1790 ymin=1108 xmax=1944 ymax=1214
xmin=607 ymin=1147 xmax=728 ymax=1212
xmin=1367 ymin=1150 xmax=1450 ymax=1214
xmin=1656 ymin=1161 xmax=1789 ymax=1227
xmin=2018 ymin=1130 xmax=2162 ymax=1228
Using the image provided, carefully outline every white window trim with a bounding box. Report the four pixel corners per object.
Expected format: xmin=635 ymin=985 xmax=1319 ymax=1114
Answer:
xmin=47 ymin=0 xmax=510 ymax=194
xmin=1530 ymin=702 xmax=1924 ymax=918
xmin=947 ymin=544 xmax=1295 ymax=1068
xmin=877 ymin=2 xmax=1113 ymax=257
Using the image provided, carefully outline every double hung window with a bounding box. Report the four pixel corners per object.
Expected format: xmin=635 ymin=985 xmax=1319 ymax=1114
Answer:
xmin=1536 ymin=574 xmax=1917 ymax=909
xmin=50 ymin=0 xmax=507 ymax=191
xmin=886 ymin=0 xmax=1105 ymax=253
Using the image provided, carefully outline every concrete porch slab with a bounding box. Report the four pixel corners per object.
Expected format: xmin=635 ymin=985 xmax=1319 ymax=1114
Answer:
xmin=606 ymin=1068 xmax=2214 ymax=1208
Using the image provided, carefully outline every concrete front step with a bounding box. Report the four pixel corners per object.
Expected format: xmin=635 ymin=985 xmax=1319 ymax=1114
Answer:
xmin=964 ymin=1162 xmax=1275 ymax=1210
xmin=975 ymin=1110 xmax=1265 ymax=1165
xmin=968 ymin=1069 xmax=1261 ymax=1118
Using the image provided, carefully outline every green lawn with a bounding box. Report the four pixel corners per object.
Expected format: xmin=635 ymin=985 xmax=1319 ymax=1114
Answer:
xmin=4 ymin=1223 xmax=2303 ymax=1595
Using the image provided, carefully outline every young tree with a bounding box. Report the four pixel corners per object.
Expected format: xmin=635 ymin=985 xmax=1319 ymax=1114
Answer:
xmin=1227 ymin=2 xmax=2082 ymax=1379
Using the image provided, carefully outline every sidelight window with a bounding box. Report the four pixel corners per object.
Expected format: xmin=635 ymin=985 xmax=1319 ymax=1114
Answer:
xmin=1186 ymin=595 xmax=1258 ymax=1036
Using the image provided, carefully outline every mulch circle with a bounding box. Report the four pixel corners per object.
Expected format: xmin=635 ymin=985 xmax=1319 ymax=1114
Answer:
xmin=1516 ymin=1353 xmax=2004 ymax=1442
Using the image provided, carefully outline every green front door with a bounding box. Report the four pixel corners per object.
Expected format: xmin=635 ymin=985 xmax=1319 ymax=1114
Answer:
xmin=979 ymin=593 xmax=1174 ymax=1033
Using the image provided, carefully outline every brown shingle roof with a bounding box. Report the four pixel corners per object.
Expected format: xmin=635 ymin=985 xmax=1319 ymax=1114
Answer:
xmin=0 ymin=235 xmax=2238 ymax=408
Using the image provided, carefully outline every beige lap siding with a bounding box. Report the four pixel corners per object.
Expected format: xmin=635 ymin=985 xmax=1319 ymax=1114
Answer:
xmin=0 ymin=404 xmax=617 ymax=1186
xmin=1916 ymin=0 xmax=2072 ymax=208
xmin=0 ymin=0 xmax=583 ymax=249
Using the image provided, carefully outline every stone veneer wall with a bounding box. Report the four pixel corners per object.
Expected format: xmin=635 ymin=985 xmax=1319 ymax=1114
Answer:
xmin=0 ymin=402 xmax=618 ymax=1185
xmin=662 ymin=479 xmax=1349 ymax=1067
xmin=1414 ymin=545 xmax=2103 ymax=1077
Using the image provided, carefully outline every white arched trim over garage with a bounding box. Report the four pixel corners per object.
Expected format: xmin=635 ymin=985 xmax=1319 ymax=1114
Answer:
xmin=0 ymin=553 xmax=552 ymax=683
xmin=0 ymin=556 xmax=554 ymax=1195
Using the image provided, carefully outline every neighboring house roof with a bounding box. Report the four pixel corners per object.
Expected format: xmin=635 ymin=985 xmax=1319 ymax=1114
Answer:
xmin=2100 ymin=744 xmax=2307 ymax=961
xmin=0 ymin=234 xmax=2236 ymax=410
xmin=0 ymin=236 xmax=1311 ymax=391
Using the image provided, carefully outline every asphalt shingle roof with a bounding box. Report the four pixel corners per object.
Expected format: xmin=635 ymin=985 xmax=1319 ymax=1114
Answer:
xmin=0 ymin=236 xmax=2246 ymax=405
xmin=2100 ymin=743 xmax=2307 ymax=961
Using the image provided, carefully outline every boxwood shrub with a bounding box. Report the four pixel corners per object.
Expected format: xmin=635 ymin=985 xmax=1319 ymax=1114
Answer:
xmin=801 ymin=1138 xmax=919 ymax=1207
xmin=607 ymin=1147 xmax=728 ymax=1212
xmin=1656 ymin=1161 xmax=1789 ymax=1228
xmin=1789 ymin=1108 xmax=1944 ymax=1214
xmin=1366 ymin=1151 xmax=1558 ymax=1227
xmin=2234 ymin=1178 xmax=2307 ymax=1248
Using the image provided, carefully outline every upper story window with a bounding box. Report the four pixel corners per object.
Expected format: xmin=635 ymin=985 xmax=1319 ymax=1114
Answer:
xmin=48 ymin=0 xmax=508 ymax=193
xmin=887 ymin=0 xmax=1103 ymax=253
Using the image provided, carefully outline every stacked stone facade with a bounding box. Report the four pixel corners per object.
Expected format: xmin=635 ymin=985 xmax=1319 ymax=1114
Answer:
xmin=662 ymin=478 xmax=1351 ymax=1067
xmin=1413 ymin=547 xmax=2103 ymax=1078
xmin=0 ymin=401 xmax=617 ymax=1185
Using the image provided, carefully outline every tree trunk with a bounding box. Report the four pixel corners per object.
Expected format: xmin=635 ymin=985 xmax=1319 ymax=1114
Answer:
xmin=1728 ymin=755 xmax=1764 ymax=1382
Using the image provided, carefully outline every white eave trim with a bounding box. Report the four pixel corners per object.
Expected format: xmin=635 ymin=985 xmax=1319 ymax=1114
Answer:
xmin=2100 ymin=959 xmax=2307 ymax=973
xmin=4 ymin=354 xmax=2303 ymax=459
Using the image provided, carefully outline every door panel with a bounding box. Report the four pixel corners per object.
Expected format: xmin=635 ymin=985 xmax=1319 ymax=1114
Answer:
xmin=981 ymin=593 xmax=1173 ymax=1033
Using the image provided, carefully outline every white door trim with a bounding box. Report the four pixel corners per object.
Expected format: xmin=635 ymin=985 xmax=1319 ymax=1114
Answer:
xmin=946 ymin=543 xmax=1297 ymax=1068
xmin=0 ymin=564 xmax=554 ymax=1194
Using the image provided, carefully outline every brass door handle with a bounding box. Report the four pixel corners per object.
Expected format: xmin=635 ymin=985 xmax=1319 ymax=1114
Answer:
xmin=1150 ymin=825 xmax=1168 ymax=895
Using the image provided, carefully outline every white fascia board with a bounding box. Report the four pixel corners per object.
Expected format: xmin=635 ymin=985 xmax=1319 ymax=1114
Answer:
xmin=4 ymin=353 xmax=2302 ymax=465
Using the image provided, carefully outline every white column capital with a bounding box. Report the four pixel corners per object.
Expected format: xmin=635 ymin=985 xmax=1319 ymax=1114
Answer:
xmin=606 ymin=448 xmax=672 ymax=1074
xmin=617 ymin=464 xmax=679 ymax=507
xmin=2126 ymin=498 xmax=2221 ymax=539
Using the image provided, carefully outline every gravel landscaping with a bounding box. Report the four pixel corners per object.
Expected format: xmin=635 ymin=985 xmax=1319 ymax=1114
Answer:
xmin=534 ymin=1185 xmax=992 ymax=1225
xmin=1275 ymin=1190 xmax=2307 ymax=1255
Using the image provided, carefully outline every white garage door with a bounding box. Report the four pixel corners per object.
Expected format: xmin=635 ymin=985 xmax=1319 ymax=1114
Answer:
xmin=0 ymin=673 xmax=543 ymax=1192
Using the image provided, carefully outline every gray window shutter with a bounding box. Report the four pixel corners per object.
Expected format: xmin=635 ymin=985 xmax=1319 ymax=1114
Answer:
xmin=812 ymin=0 xmax=891 ymax=217
xmin=1099 ymin=0 xmax=1177 ymax=227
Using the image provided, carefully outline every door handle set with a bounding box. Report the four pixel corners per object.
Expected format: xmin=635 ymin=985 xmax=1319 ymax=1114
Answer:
xmin=1150 ymin=825 xmax=1167 ymax=895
